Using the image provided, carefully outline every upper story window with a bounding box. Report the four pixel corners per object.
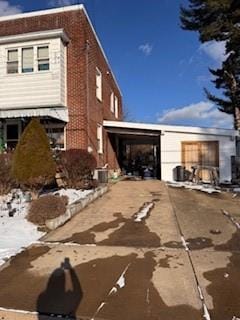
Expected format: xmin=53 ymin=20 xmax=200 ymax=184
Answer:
xmin=96 ymin=67 xmax=102 ymax=101
xmin=7 ymin=49 xmax=18 ymax=74
xmin=110 ymin=92 xmax=114 ymax=113
xmin=38 ymin=46 xmax=50 ymax=71
xmin=22 ymin=47 xmax=34 ymax=73
xmin=114 ymin=96 xmax=119 ymax=118
xmin=6 ymin=45 xmax=50 ymax=74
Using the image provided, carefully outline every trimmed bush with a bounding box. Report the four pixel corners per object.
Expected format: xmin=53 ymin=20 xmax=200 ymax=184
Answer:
xmin=12 ymin=119 xmax=56 ymax=194
xmin=0 ymin=153 xmax=15 ymax=195
xmin=59 ymin=149 xmax=97 ymax=189
xmin=28 ymin=195 xmax=68 ymax=225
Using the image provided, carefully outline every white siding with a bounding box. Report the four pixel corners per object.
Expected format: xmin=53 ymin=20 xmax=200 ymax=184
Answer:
xmin=161 ymin=131 xmax=236 ymax=183
xmin=0 ymin=37 xmax=66 ymax=109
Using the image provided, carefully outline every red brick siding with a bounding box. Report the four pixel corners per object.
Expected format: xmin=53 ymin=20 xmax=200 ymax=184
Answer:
xmin=0 ymin=8 xmax=122 ymax=170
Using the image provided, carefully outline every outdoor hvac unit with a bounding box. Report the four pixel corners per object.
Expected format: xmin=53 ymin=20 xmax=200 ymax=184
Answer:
xmin=97 ymin=169 xmax=108 ymax=184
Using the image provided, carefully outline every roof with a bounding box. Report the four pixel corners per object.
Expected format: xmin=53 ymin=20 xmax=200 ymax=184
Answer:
xmin=0 ymin=4 xmax=122 ymax=96
xmin=103 ymin=120 xmax=238 ymax=137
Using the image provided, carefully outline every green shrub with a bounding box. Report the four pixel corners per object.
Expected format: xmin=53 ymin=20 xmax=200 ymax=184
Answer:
xmin=28 ymin=195 xmax=68 ymax=225
xmin=0 ymin=153 xmax=15 ymax=195
xmin=58 ymin=149 xmax=97 ymax=189
xmin=12 ymin=119 xmax=56 ymax=195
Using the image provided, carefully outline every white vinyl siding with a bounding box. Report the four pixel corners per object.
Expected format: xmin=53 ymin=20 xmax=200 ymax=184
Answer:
xmin=0 ymin=37 xmax=66 ymax=109
xmin=97 ymin=124 xmax=103 ymax=154
xmin=96 ymin=67 xmax=102 ymax=101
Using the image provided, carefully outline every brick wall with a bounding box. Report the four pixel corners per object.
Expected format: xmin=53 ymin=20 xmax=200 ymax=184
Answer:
xmin=0 ymin=7 xmax=122 ymax=170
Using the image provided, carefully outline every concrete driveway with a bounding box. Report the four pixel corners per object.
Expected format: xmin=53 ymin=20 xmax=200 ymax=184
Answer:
xmin=0 ymin=180 xmax=239 ymax=320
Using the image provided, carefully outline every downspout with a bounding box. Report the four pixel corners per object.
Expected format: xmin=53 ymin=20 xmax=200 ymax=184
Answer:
xmin=85 ymin=39 xmax=92 ymax=153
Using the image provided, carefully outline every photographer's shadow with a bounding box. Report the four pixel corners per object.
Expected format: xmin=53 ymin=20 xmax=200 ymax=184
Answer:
xmin=37 ymin=258 xmax=82 ymax=319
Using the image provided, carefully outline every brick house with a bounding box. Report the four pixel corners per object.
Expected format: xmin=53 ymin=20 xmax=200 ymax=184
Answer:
xmin=0 ymin=4 xmax=122 ymax=170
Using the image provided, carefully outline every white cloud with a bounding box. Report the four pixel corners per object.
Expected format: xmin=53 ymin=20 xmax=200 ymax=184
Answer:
xmin=199 ymin=41 xmax=226 ymax=64
xmin=157 ymin=101 xmax=233 ymax=129
xmin=48 ymin=0 xmax=75 ymax=7
xmin=0 ymin=1 xmax=21 ymax=16
xmin=138 ymin=43 xmax=153 ymax=56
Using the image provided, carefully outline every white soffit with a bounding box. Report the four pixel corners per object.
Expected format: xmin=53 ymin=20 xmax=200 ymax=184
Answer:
xmin=0 ymin=29 xmax=70 ymax=45
xmin=0 ymin=107 xmax=69 ymax=122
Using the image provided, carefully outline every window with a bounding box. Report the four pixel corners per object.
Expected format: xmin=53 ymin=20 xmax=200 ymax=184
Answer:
xmin=38 ymin=46 xmax=50 ymax=71
xmin=22 ymin=47 xmax=34 ymax=73
xmin=7 ymin=49 xmax=18 ymax=74
xmin=6 ymin=45 xmax=50 ymax=74
xmin=96 ymin=67 xmax=102 ymax=101
xmin=114 ymin=96 xmax=119 ymax=118
xmin=110 ymin=92 xmax=114 ymax=113
xmin=44 ymin=124 xmax=65 ymax=150
xmin=97 ymin=124 xmax=103 ymax=154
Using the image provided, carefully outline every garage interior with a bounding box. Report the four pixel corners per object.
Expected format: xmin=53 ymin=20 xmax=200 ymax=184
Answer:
xmin=106 ymin=127 xmax=161 ymax=179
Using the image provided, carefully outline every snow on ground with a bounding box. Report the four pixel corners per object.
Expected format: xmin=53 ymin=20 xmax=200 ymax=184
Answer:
xmin=0 ymin=189 xmax=44 ymax=266
xmin=134 ymin=202 xmax=154 ymax=222
xmin=53 ymin=188 xmax=93 ymax=205
xmin=0 ymin=188 xmax=93 ymax=266
xmin=167 ymin=181 xmax=221 ymax=194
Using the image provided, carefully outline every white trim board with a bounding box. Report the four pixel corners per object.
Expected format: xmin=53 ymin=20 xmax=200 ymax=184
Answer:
xmin=103 ymin=120 xmax=238 ymax=137
xmin=0 ymin=29 xmax=69 ymax=45
xmin=0 ymin=4 xmax=122 ymax=96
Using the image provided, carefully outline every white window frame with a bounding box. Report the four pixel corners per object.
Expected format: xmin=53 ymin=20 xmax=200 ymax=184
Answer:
xmin=37 ymin=46 xmax=50 ymax=72
xmin=22 ymin=47 xmax=34 ymax=73
xmin=97 ymin=124 xmax=103 ymax=154
xmin=96 ymin=67 xmax=102 ymax=101
xmin=114 ymin=96 xmax=119 ymax=118
xmin=110 ymin=92 xmax=114 ymax=113
xmin=7 ymin=48 xmax=19 ymax=74
xmin=6 ymin=44 xmax=50 ymax=75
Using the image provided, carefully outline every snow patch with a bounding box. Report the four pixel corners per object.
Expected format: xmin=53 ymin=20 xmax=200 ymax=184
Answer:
xmin=0 ymin=189 xmax=44 ymax=266
xmin=134 ymin=202 xmax=154 ymax=222
xmin=167 ymin=181 xmax=221 ymax=194
xmin=181 ymin=236 xmax=189 ymax=251
xmin=52 ymin=188 xmax=93 ymax=205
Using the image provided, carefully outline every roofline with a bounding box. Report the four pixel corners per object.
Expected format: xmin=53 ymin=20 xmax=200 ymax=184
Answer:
xmin=0 ymin=4 xmax=122 ymax=96
xmin=0 ymin=4 xmax=85 ymax=22
xmin=103 ymin=120 xmax=239 ymax=137
xmin=0 ymin=29 xmax=70 ymax=45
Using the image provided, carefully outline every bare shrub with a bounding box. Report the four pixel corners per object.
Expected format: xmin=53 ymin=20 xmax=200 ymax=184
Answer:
xmin=0 ymin=153 xmax=15 ymax=195
xmin=28 ymin=195 xmax=68 ymax=225
xmin=58 ymin=149 xmax=97 ymax=189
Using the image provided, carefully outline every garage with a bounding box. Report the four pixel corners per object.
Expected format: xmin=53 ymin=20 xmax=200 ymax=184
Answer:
xmin=104 ymin=120 xmax=238 ymax=183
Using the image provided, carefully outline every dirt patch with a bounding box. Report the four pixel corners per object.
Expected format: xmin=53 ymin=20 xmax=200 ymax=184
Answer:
xmin=203 ymin=251 xmax=240 ymax=319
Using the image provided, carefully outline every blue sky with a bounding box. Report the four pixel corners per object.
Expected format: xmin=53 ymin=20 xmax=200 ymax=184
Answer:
xmin=0 ymin=0 xmax=233 ymax=128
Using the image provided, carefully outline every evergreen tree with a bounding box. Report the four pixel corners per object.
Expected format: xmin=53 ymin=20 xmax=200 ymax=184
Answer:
xmin=12 ymin=118 xmax=56 ymax=195
xmin=180 ymin=0 xmax=240 ymax=129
